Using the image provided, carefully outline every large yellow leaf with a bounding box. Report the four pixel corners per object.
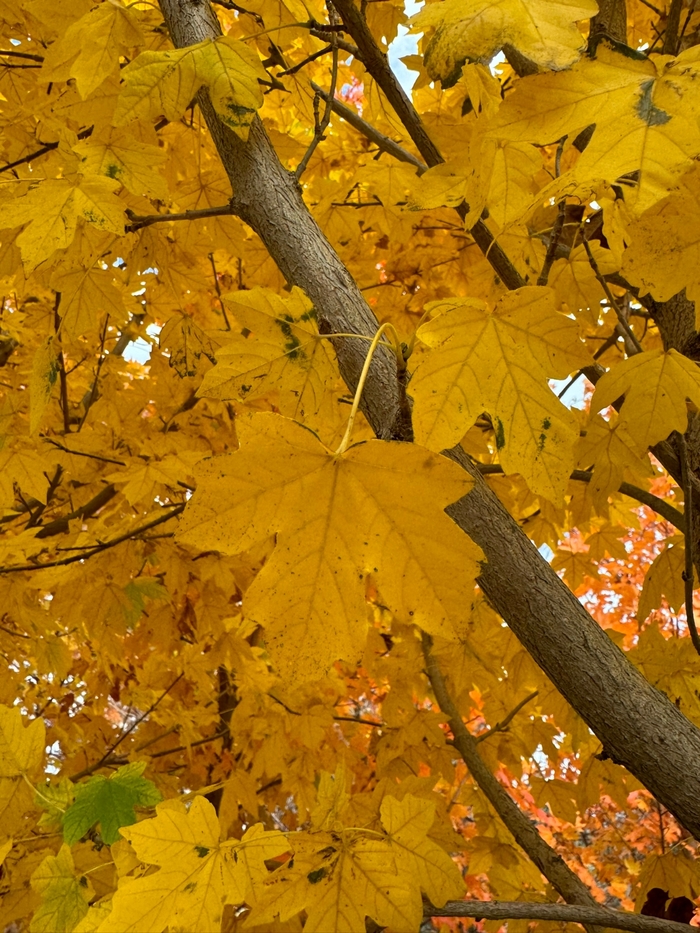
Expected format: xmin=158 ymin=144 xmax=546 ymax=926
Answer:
xmin=40 ymin=1 xmax=144 ymax=99
xmin=177 ymin=413 xmax=482 ymax=679
xmin=621 ymin=163 xmax=700 ymax=302
xmin=98 ymin=798 xmax=288 ymax=933
xmin=114 ymin=35 xmax=266 ymax=139
xmin=411 ymin=0 xmax=596 ymax=85
xmin=30 ymin=845 xmax=93 ymax=933
xmin=591 ymin=348 xmax=700 ymax=449
xmin=411 ymin=286 xmax=590 ymax=502
xmin=0 ymin=177 xmax=125 ymax=271
xmin=197 ymin=287 xmax=342 ymax=431
xmin=380 ymin=794 xmax=464 ymax=907
xmin=488 ymin=44 xmax=700 ymax=213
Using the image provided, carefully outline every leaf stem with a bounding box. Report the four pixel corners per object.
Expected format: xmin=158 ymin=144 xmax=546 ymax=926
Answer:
xmin=335 ymin=322 xmax=398 ymax=454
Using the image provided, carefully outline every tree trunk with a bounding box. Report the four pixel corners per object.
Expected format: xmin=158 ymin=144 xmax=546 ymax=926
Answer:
xmin=159 ymin=0 xmax=700 ymax=838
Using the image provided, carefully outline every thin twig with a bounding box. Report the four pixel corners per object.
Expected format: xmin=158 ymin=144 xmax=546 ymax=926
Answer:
xmin=279 ymin=44 xmax=333 ymax=76
xmin=424 ymin=900 xmax=692 ymax=933
xmin=677 ymin=432 xmax=700 ymax=655
xmin=537 ymin=201 xmax=566 ymax=286
xmin=296 ymin=18 xmax=339 ymax=178
xmin=310 ymin=82 xmax=426 ymax=172
xmin=125 ymin=204 xmax=235 ymax=232
xmin=70 ymin=674 xmax=185 ymax=781
xmin=207 ymin=253 xmax=231 ymax=330
xmin=0 ymin=503 xmax=185 ymax=574
xmin=78 ymin=315 xmax=110 ymax=430
xmin=0 ymin=48 xmax=44 ymax=61
xmin=0 ymin=125 xmax=94 ymax=175
xmin=308 ymin=30 xmax=358 ymax=55
xmin=582 ymin=237 xmax=643 ymax=354
xmin=34 ymin=484 xmax=118 ymax=539
xmin=475 ymin=690 xmax=539 ymax=743
xmin=43 ymin=439 xmax=126 ymax=467
xmin=54 ymin=294 xmax=70 ymax=434
xmin=477 ymin=464 xmax=684 ymax=529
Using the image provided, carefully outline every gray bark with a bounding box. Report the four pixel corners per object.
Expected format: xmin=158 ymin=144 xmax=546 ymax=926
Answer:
xmin=159 ymin=0 xmax=700 ymax=839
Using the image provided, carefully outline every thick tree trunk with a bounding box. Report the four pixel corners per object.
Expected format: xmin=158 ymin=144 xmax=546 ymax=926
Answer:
xmin=159 ymin=0 xmax=700 ymax=838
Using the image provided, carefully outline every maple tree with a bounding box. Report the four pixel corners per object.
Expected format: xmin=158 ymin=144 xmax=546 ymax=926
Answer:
xmin=4 ymin=0 xmax=700 ymax=930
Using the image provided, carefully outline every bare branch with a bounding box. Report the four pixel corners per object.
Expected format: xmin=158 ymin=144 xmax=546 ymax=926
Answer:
xmin=310 ymin=81 xmax=426 ymax=171
xmin=582 ymin=237 xmax=643 ymax=354
xmin=477 ymin=464 xmax=684 ymax=529
xmin=422 ymin=633 xmax=599 ymax=916
xmin=125 ymin=204 xmax=235 ymax=232
xmin=0 ymin=503 xmax=185 ymax=573
xmin=475 ymin=690 xmax=539 ymax=743
xmin=296 ymin=14 xmax=339 ymax=179
xmin=424 ymin=900 xmax=691 ymax=933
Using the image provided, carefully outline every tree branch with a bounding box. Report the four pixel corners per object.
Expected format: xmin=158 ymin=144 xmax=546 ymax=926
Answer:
xmin=125 ymin=204 xmax=235 ymax=231
xmin=330 ymin=0 xmax=525 ymax=291
xmin=422 ymin=633 xmax=600 ymax=916
xmin=475 ymin=690 xmax=539 ymax=743
xmin=476 ymin=464 xmax=684 ymax=529
xmin=295 ymin=20 xmax=339 ymax=178
xmin=0 ymin=503 xmax=184 ymax=573
xmin=310 ymin=81 xmax=426 ymax=172
xmin=424 ymin=900 xmax=690 ymax=933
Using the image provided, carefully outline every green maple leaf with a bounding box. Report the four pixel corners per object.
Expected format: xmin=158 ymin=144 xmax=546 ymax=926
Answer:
xmin=63 ymin=762 xmax=162 ymax=845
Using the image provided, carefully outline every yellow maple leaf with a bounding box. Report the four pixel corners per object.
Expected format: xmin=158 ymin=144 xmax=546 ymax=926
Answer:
xmin=159 ymin=313 xmax=221 ymax=378
xmin=411 ymin=286 xmax=590 ymax=502
xmin=50 ymin=263 xmax=129 ymax=338
xmin=30 ymin=844 xmax=93 ymax=933
xmin=488 ymin=44 xmax=700 ymax=213
xmin=577 ymin=414 xmax=653 ymax=509
xmin=197 ymin=287 xmax=342 ymax=431
xmin=177 ymin=413 xmax=482 ymax=679
xmin=621 ymin=163 xmax=700 ymax=302
xmin=380 ymin=794 xmax=464 ymax=908
xmin=592 ymin=348 xmax=700 ymax=449
xmin=40 ymin=0 xmax=144 ymax=99
xmin=411 ymin=0 xmax=596 ymax=85
xmin=114 ymin=35 xmax=266 ymax=139
xmin=1 ymin=177 xmax=125 ymax=271
xmin=637 ymin=536 xmax=688 ymax=622
xmin=73 ymin=125 xmax=169 ymax=200
xmin=98 ymin=797 xmax=288 ymax=933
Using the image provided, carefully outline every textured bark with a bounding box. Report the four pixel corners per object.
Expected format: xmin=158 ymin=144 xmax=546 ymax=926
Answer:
xmin=159 ymin=0 xmax=700 ymax=838
xmin=590 ymin=0 xmax=628 ymax=43
xmin=425 ymin=901 xmax=689 ymax=933
xmin=158 ymin=0 xmax=402 ymax=440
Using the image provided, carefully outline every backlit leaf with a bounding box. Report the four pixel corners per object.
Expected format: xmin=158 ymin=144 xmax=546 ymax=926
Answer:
xmin=177 ymin=413 xmax=482 ymax=679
